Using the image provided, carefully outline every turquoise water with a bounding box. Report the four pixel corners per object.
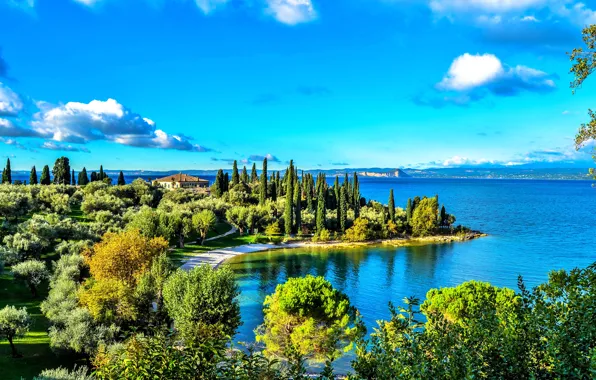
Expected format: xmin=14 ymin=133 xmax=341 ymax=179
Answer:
xmin=226 ymin=178 xmax=596 ymax=353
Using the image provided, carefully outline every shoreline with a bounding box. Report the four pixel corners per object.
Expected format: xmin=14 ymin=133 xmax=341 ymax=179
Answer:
xmin=179 ymin=231 xmax=487 ymax=271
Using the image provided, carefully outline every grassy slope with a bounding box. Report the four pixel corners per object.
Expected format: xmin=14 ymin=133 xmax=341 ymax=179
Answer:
xmin=169 ymin=230 xmax=253 ymax=266
xmin=0 ymin=270 xmax=78 ymax=380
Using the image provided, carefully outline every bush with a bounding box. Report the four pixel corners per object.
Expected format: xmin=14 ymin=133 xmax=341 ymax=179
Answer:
xmin=33 ymin=365 xmax=92 ymax=380
xmin=343 ymin=218 xmax=370 ymax=242
xmin=313 ymin=228 xmax=332 ymax=242
xmin=12 ymin=259 xmax=49 ymax=297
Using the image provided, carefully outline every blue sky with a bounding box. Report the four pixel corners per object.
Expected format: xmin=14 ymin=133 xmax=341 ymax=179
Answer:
xmin=0 ymin=0 xmax=595 ymax=171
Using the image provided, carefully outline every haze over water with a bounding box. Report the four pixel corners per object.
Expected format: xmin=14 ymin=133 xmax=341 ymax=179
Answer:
xmin=227 ymin=178 xmax=596 ymax=349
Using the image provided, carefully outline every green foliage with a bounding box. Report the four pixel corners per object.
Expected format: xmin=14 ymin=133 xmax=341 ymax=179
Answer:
xmin=387 ymin=189 xmax=395 ymax=222
xmin=52 ymin=157 xmax=71 ymax=185
xmin=192 ymin=209 xmax=217 ymax=245
xmin=0 ymin=305 xmax=30 ymax=357
xmin=316 ymin=185 xmax=326 ymax=233
xmin=41 ymin=165 xmax=51 ymax=185
xmin=260 ymin=157 xmax=268 ymax=205
xmin=30 ymin=165 xmax=38 ymax=185
xmin=0 ymin=184 xmax=31 ymax=222
xmin=343 ymin=218 xmax=370 ymax=242
xmin=257 ymin=275 xmax=364 ymax=362
xmin=410 ymin=196 xmax=438 ymax=237
xmin=339 ymin=186 xmax=347 ymax=233
xmin=33 ymin=365 xmax=92 ymax=380
xmin=117 ymin=171 xmax=125 ymax=186
xmin=312 ymin=228 xmax=332 ymax=242
xmin=2 ymin=158 xmax=11 ymax=184
xmin=163 ymin=265 xmax=241 ymax=341
xmin=78 ymin=168 xmax=89 ymax=186
xmin=284 ymin=162 xmax=294 ymax=235
xmin=12 ymin=259 xmax=49 ymax=297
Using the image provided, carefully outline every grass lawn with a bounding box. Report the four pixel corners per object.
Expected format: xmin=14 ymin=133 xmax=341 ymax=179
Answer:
xmin=169 ymin=232 xmax=253 ymax=267
xmin=68 ymin=204 xmax=89 ymax=223
xmin=0 ymin=270 xmax=80 ymax=380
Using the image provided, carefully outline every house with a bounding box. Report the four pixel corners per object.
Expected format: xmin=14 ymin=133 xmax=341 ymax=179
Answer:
xmin=154 ymin=173 xmax=210 ymax=190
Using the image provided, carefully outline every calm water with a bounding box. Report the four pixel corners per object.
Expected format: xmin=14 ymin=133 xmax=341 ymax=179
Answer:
xmin=226 ymin=178 xmax=596 ymax=365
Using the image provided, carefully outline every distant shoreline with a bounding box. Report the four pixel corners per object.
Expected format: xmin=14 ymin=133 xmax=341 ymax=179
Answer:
xmin=180 ymin=231 xmax=487 ymax=270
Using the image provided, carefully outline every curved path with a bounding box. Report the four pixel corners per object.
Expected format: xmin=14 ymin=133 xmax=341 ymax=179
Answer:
xmin=204 ymin=225 xmax=238 ymax=242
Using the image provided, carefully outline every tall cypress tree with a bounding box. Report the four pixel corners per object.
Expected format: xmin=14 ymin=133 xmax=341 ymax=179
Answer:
xmin=276 ymin=171 xmax=282 ymax=199
xmin=29 ymin=166 xmax=38 ymax=185
xmin=334 ymin=176 xmax=340 ymax=209
xmin=4 ymin=158 xmax=11 ymax=184
xmin=306 ymin=174 xmax=314 ymax=212
xmin=294 ymin=179 xmax=301 ymax=234
xmin=406 ymin=198 xmax=413 ymax=225
xmin=117 ymin=171 xmax=126 ymax=186
xmin=260 ymin=158 xmax=268 ymax=205
xmin=316 ymin=185 xmax=326 ymax=232
xmin=71 ymin=170 xmax=76 ymax=185
xmin=353 ymin=172 xmax=360 ymax=217
xmin=241 ymin=166 xmax=248 ymax=184
xmin=284 ymin=163 xmax=294 ymax=236
xmin=251 ymin=163 xmax=258 ymax=183
xmin=78 ymin=167 xmax=89 ymax=186
xmin=270 ymin=173 xmax=277 ymax=202
xmin=90 ymin=172 xmax=97 ymax=182
xmin=232 ymin=160 xmax=239 ymax=186
xmin=340 ymin=186 xmax=347 ymax=233
xmin=52 ymin=157 xmax=71 ymax=185
xmin=99 ymin=165 xmax=105 ymax=181
xmin=213 ymin=169 xmax=224 ymax=197
xmin=388 ymin=189 xmax=395 ymax=222
xmin=40 ymin=165 xmax=51 ymax=185
xmin=440 ymin=205 xmax=447 ymax=227
xmin=224 ymin=172 xmax=229 ymax=193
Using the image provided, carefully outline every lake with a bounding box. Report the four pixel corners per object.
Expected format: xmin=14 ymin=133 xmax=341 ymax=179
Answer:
xmin=226 ymin=178 xmax=596 ymax=369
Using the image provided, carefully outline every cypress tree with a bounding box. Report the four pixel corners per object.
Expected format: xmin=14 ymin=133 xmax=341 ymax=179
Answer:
xmin=224 ymin=172 xmax=229 ymax=193
xmin=78 ymin=168 xmax=89 ymax=186
xmin=29 ymin=166 xmax=38 ymax=185
xmin=388 ymin=189 xmax=395 ymax=222
xmin=270 ymin=173 xmax=277 ymax=202
xmin=52 ymin=157 xmax=71 ymax=185
xmin=232 ymin=160 xmax=239 ymax=186
xmin=251 ymin=163 xmax=257 ymax=183
xmin=406 ymin=198 xmax=413 ymax=225
xmin=440 ymin=205 xmax=447 ymax=227
xmin=294 ymin=179 xmax=302 ymax=234
xmin=334 ymin=176 xmax=340 ymax=209
xmin=40 ymin=165 xmax=51 ymax=185
xmin=284 ymin=163 xmax=294 ymax=235
xmin=117 ymin=171 xmax=126 ymax=186
xmin=316 ymin=185 xmax=326 ymax=232
xmin=413 ymin=196 xmax=421 ymax=211
xmin=276 ymin=171 xmax=282 ymax=199
xmin=241 ymin=166 xmax=248 ymax=183
xmin=260 ymin=158 xmax=268 ymax=205
xmin=90 ymin=172 xmax=98 ymax=182
xmin=353 ymin=172 xmax=360 ymax=217
xmin=4 ymin=158 xmax=11 ymax=184
xmin=340 ymin=186 xmax=347 ymax=233
xmin=99 ymin=165 xmax=105 ymax=181
xmin=71 ymin=169 xmax=76 ymax=185
xmin=306 ymin=175 xmax=314 ymax=212
xmin=213 ymin=169 xmax=224 ymax=197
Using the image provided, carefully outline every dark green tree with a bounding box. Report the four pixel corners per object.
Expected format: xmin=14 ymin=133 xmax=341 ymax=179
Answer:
xmin=241 ymin=166 xmax=248 ymax=184
xmin=52 ymin=157 xmax=71 ymax=185
xmin=99 ymin=165 xmax=105 ymax=181
xmin=316 ymin=185 xmax=326 ymax=232
xmin=269 ymin=173 xmax=277 ymax=202
xmin=251 ymin=163 xmax=258 ymax=183
xmin=406 ymin=198 xmax=413 ymax=225
xmin=294 ymin=179 xmax=301 ymax=234
xmin=213 ymin=169 xmax=224 ymax=197
xmin=3 ymin=158 xmax=11 ymax=184
xmin=29 ymin=166 xmax=38 ymax=185
xmin=232 ymin=160 xmax=239 ymax=186
xmin=78 ymin=167 xmax=89 ymax=186
xmin=440 ymin=205 xmax=447 ymax=227
xmin=71 ymin=169 xmax=76 ymax=185
xmin=223 ymin=172 xmax=229 ymax=193
xmin=117 ymin=171 xmax=126 ymax=186
xmin=40 ymin=165 xmax=51 ymax=185
xmin=388 ymin=189 xmax=395 ymax=222
xmin=260 ymin=158 xmax=268 ymax=205
xmin=339 ymin=186 xmax=347 ymax=233
xmin=276 ymin=171 xmax=282 ymax=199
xmin=353 ymin=172 xmax=360 ymax=217
xmin=90 ymin=171 xmax=98 ymax=182
xmin=284 ymin=162 xmax=294 ymax=235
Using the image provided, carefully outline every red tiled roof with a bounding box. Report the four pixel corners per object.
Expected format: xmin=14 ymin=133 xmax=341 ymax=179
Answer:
xmin=155 ymin=173 xmax=208 ymax=183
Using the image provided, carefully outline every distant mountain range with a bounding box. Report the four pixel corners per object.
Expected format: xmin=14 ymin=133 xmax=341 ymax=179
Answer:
xmin=10 ymin=167 xmax=593 ymax=181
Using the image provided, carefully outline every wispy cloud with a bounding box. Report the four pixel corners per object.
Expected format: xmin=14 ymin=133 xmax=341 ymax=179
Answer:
xmin=266 ymin=0 xmax=317 ymax=25
xmin=40 ymin=141 xmax=90 ymax=153
xmin=249 ymin=153 xmax=281 ymax=162
xmin=331 ymin=162 xmax=349 ymax=166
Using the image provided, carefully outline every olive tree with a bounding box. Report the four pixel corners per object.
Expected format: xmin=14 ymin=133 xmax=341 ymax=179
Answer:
xmin=12 ymin=259 xmax=49 ymax=297
xmin=192 ymin=209 xmax=217 ymax=245
xmin=0 ymin=305 xmax=30 ymax=357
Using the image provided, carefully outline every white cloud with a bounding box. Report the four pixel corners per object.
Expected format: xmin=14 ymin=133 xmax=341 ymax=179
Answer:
xmin=266 ymin=0 xmax=317 ymax=25
xmin=438 ymin=53 xmax=504 ymax=91
xmin=0 ymin=118 xmax=43 ymax=137
xmin=193 ymin=0 xmax=229 ymax=14
xmin=433 ymin=53 xmax=556 ymax=98
xmin=0 ymin=82 xmax=24 ymax=117
xmin=40 ymin=141 xmax=90 ymax=153
xmin=28 ymin=98 xmax=211 ymax=152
